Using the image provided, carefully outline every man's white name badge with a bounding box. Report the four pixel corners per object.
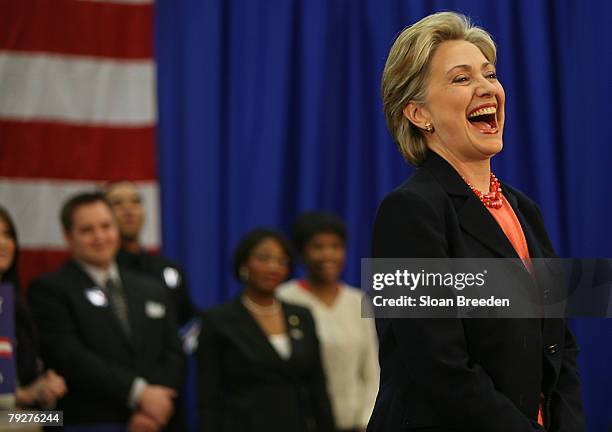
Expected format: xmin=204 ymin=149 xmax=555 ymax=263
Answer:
xmin=163 ymin=267 xmax=180 ymax=289
xmin=85 ymin=288 xmax=108 ymax=307
xmin=145 ymin=301 xmax=166 ymax=318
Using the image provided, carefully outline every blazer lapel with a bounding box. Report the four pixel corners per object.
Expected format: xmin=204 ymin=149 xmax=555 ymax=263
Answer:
xmin=503 ymin=189 xmax=546 ymax=259
xmin=282 ymin=305 xmax=306 ymax=370
xmin=231 ymin=298 xmax=287 ymax=365
xmin=457 ymin=195 xmax=520 ymax=259
xmin=504 ymin=189 xmax=565 ymax=305
xmin=70 ymin=261 xmax=133 ymax=350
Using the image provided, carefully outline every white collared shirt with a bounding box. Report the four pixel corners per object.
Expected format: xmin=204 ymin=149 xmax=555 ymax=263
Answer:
xmin=78 ymin=260 xmax=121 ymax=288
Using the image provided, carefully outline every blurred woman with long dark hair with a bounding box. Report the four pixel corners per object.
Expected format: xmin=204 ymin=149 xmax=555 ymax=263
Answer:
xmin=0 ymin=206 xmax=67 ymax=408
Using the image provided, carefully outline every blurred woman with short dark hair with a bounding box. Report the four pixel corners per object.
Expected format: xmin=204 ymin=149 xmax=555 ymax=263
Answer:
xmin=197 ymin=228 xmax=336 ymax=432
xmin=278 ymin=213 xmax=379 ymax=432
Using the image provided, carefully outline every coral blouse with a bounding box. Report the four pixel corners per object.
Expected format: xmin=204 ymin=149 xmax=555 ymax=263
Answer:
xmin=487 ymin=195 xmax=544 ymax=426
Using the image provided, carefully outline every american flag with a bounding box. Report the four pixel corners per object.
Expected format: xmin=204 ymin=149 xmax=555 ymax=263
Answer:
xmin=0 ymin=0 xmax=161 ymax=289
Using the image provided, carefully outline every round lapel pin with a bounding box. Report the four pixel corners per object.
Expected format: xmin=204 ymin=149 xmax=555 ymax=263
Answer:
xmin=288 ymin=315 xmax=300 ymax=326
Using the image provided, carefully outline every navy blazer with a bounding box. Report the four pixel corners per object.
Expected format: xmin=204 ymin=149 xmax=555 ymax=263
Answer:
xmin=28 ymin=260 xmax=185 ymax=426
xmin=367 ymin=151 xmax=584 ymax=432
xmin=197 ymin=297 xmax=336 ymax=432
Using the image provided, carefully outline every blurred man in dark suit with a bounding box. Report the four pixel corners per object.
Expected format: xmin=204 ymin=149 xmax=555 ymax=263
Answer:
xmin=28 ymin=192 xmax=185 ymax=431
xmin=105 ymin=181 xmax=197 ymax=327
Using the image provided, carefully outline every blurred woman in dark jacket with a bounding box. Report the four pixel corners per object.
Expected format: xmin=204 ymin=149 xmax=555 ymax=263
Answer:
xmin=197 ymin=228 xmax=336 ymax=432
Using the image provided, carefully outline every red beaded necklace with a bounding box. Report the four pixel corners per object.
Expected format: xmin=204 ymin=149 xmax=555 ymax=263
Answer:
xmin=463 ymin=172 xmax=504 ymax=209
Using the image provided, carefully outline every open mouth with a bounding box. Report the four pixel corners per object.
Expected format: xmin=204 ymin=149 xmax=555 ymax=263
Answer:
xmin=467 ymin=105 xmax=498 ymax=134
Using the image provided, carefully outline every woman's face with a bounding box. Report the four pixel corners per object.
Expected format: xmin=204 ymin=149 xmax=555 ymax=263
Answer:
xmin=302 ymin=232 xmax=346 ymax=284
xmin=244 ymin=237 xmax=290 ymax=294
xmin=0 ymin=218 xmax=16 ymax=274
xmin=410 ymin=40 xmax=506 ymax=161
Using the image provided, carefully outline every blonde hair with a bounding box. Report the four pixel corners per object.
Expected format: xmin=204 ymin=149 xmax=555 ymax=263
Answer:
xmin=381 ymin=12 xmax=497 ymax=166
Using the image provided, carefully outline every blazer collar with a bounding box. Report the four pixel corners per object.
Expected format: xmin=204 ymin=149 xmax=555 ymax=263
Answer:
xmin=69 ymin=259 xmax=120 ymax=288
xmin=420 ymin=151 xmax=520 ymax=260
xmin=420 ymin=150 xmax=472 ymax=198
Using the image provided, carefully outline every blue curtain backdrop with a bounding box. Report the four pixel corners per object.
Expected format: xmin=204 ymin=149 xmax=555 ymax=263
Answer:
xmin=155 ymin=0 xmax=612 ymax=430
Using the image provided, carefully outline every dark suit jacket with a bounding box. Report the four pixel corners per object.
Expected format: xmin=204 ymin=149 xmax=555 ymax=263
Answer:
xmin=28 ymin=259 xmax=185 ymax=426
xmin=116 ymin=248 xmax=197 ymax=326
xmin=197 ymin=297 xmax=336 ymax=432
xmin=368 ymin=151 xmax=584 ymax=432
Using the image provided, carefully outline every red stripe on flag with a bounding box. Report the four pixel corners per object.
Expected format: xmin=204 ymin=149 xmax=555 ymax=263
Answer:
xmin=19 ymin=249 xmax=71 ymax=293
xmin=0 ymin=0 xmax=153 ymax=59
xmin=0 ymin=339 xmax=13 ymax=358
xmin=0 ymin=120 xmax=156 ymax=181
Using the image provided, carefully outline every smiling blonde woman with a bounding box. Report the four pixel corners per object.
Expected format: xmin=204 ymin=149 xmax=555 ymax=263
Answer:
xmin=369 ymin=12 xmax=584 ymax=432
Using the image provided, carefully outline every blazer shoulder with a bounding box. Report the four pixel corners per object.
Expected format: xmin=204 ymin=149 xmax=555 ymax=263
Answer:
xmin=378 ymin=168 xmax=451 ymax=217
xmin=375 ymin=165 xmax=454 ymax=227
xmin=373 ymin=169 xmax=453 ymax=258
xmin=200 ymin=300 xmax=241 ymax=326
xmin=201 ymin=299 xmax=316 ymax=330
xmin=121 ymin=268 xmax=167 ymax=300
xmin=392 ymin=166 xmax=444 ymax=196
xmin=140 ymin=252 xmax=186 ymax=276
xmin=28 ymin=260 xmax=82 ymax=292
xmin=117 ymin=249 xmax=186 ymax=279
xmin=155 ymin=253 xmax=184 ymax=271
xmin=29 ymin=272 xmax=58 ymax=291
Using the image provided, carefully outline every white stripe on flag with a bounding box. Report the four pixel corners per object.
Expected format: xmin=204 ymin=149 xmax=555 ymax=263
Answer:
xmin=0 ymin=52 xmax=156 ymax=125
xmin=0 ymin=341 xmax=12 ymax=357
xmin=0 ymin=179 xmax=160 ymax=248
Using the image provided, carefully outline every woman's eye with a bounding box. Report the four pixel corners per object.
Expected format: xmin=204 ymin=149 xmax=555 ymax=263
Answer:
xmin=486 ymin=72 xmax=497 ymax=79
xmin=256 ymin=254 xmax=272 ymax=262
xmin=453 ymin=76 xmax=469 ymax=83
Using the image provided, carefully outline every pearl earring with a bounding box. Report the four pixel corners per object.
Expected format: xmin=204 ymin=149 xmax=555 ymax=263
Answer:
xmin=239 ymin=267 xmax=249 ymax=282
